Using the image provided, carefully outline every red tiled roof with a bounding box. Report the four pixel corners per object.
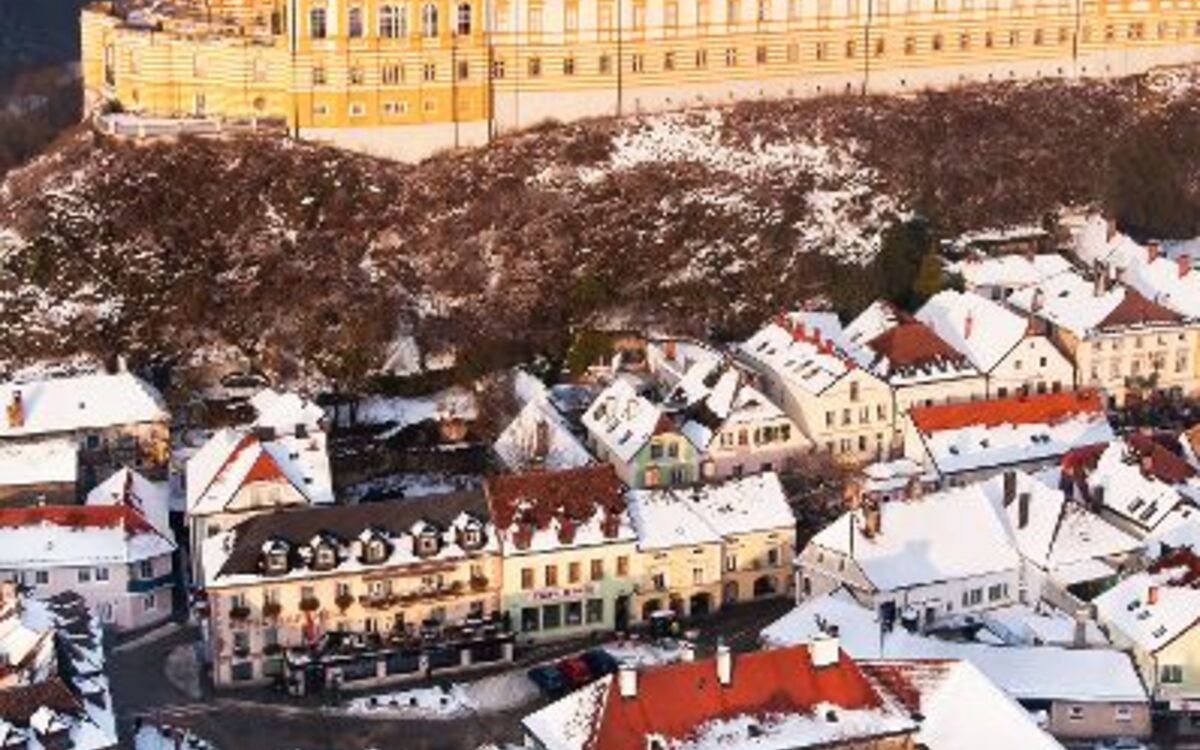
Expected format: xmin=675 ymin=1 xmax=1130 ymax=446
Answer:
xmin=1061 ymin=434 xmax=1195 ymax=486
xmin=243 ymin=448 xmax=287 ymax=484
xmin=0 ymin=504 xmax=155 ymax=535
xmin=1098 ymin=289 xmax=1182 ymax=330
xmin=1150 ymin=549 xmax=1200 ymax=587
xmin=867 ymin=321 xmax=969 ymax=374
xmin=0 ymin=678 xmax=80 ymax=725
xmin=590 ymin=646 xmax=894 ymax=750
xmin=484 ymin=465 xmax=625 ymax=532
xmin=1125 ymin=432 xmax=1196 ymax=485
xmin=909 ymin=389 xmax=1103 ymax=433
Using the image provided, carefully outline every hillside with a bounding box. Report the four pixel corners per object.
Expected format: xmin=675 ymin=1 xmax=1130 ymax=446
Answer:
xmin=1 ymin=69 xmax=1199 ymax=391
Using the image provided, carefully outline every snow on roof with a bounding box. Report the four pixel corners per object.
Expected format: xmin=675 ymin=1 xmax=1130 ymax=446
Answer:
xmin=860 ymin=458 xmax=931 ymax=494
xmin=843 ymin=301 xmax=980 ymax=386
xmin=494 ymin=373 xmax=593 ymax=472
xmin=356 ymin=386 xmax=477 ymax=432
xmin=1085 ymin=440 xmax=1188 ymax=532
xmin=1068 ymin=213 xmax=1146 ymax=271
xmin=738 ymin=314 xmax=857 ymax=396
xmin=86 ymin=467 xmax=171 ymax=539
xmin=916 ymin=410 xmax=1113 ymax=478
xmin=763 ymin=591 xmax=1147 ymax=704
xmin=810 ymin=484 xmax=1021 ymax=591
xmin=0 ymin=372 xmax=166 ymax=438
xmin=877 ymin=660 xmax=1066 ymax=750
xmin=627 ymin=473 xmax=793 ymax=550
xmin=523 ymin=643 xmax=916 ymax=750
xmin=186 ymin=427 xmax=334 ymax=516
xmin=977 ymin=471 xmax=1141 ymax=574
xmin=249 ymin=389 xmax=326 ymax=433
xmin=582 ymin=378 xmax=667 ymax=462
xmin=521 ymin=674 xmax=612 ymax=750
xmin=1146 ymin=504 xmax=1200 ymax=555
xmin=914 ymin=290 xmax=1028 ymax=373
xmin=1009 ymin=267 xmax=1181 ymax=337
xmin=950 ymin=253 xmax=1074 ymax=295
xmin=1094 ymin=554 xmax=1200 ymax=653
xmin=1123 ymin=254 xmax=1200 ymax=319
xmin=0 ymin=506 xmax=174 ymax=567
xmin=0 ymin=440 xmax=76 ymax=487
xmin=626 ymin=490 xmax=723 ymax=551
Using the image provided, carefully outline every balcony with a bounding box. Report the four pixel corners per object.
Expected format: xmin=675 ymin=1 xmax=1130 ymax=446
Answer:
xmin=127 ymin=572 xmax=175 ymax=594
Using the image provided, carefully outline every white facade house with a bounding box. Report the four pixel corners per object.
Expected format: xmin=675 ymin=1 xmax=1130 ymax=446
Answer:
xmin=0 ymin=503 xmax=176 ymax=631
xmin=798 ymin=482 xmax=1023 ymax=628
xmin=902 ymin=389 xmax=1114 ymax=487
xmin=185 ymin=413 xmax=334 ymax=583
xmin=916 ymin=290 xmax=1075 ymax=399
xmin=738 ymin=312 xmax=894 ymax=464
xmin=843 ymin=300 xmax=987 ymax=450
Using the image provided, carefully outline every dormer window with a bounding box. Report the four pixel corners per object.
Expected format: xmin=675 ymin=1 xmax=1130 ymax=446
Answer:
xmin=414 ymin=530 xmax=441 ymax=558
xmin=365 ymin=537 xmax=389 ymax=564
xmin=262 ymin=540 xmax=290 ymax=575
xmin=313 ymin=543 xmax=338 ymax=570
xmin=463 ymin=526 xmax=482 ymax=549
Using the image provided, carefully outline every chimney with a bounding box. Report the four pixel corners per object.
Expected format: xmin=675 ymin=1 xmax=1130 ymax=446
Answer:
xmin=1140 ymin=454 xmax=1154 ymax=477
xmin=810 ymin=633 xmax=840 ymax=669
xmin=1072 ymin=611 xmax=1088 ymax=649
xmin=1032 ymin=288 xmax=1045 ymax=312
xmin=1017 ymin=492 xmax=1031 ymax=530
xmin=663 ymin=339 xmax=677 ymax=361
xmin=1002 ymin=470 xmax=1017 ymax=506
xmin=1106 ymin=217 xmax=1117 ymax=242
xmin=1147 ymin=241 xmax=1160 ymax=264
xmin=862 ymin=504 xmax=882 ymax=538
xmin=1178 ymin=255 xmax=1191 ymax=279
xmin=533 ymin=419 xmax=550 ymax=460
xmin=963 ymin=311 xmax=975 ymax=339
xmin=1092 ymin=484 xmax=1106 ymax=510
xmin=1147 ymin=586 xmax=1159 ymax=606
xmin=5 ymin=391 xmax=22 ymax=429
xmin=618 ymin=663 xmax=638 ymax=698
xmin=680 ymin=641 xmax=696 ymax=663
xmin=716 ymin=642 xmax=732 ymax=686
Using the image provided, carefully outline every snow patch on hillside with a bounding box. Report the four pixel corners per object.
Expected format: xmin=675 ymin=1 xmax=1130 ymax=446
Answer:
xmin=536 ymin=110 xmax=905 ymax=265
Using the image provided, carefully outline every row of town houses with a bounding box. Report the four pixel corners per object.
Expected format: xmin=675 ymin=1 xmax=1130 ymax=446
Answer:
xmin=0 ymin=215 xmax=1195 ymax=726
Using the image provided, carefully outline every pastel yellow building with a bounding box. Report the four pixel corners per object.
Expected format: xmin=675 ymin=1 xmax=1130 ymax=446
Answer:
xmin=201 ymin=492 xmax=509 ymax=689
xmin=626 ymin=472 xmax=796 ymax=622
xmin=82 ymin=0 xmax=1200 ymax=159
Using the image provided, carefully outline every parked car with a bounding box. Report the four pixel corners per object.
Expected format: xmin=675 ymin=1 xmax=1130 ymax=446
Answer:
xmin=1094 ymin=739 xmax=1150 ymax=750
xmin=582 ymin=649 xmax=620 ymax=677
xmin=527 ymin=664 xmax=568 ymax=698
xmin=556 ymin=657 xmax=594 ymax=689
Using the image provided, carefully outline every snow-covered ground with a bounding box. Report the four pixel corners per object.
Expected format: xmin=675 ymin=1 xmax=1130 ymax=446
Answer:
xmin=135 ymin=724 xmax=217 ymax=750
xmin=356 ymin=387 xmax=478 ymax=439
xmin=602 ymin=638 xmax=685 ymax=667
xmin=535 ymin=109 xmax=906 ymax=266
xmin=340 ymin=473 xmax=481 ymax=503
xmin=342 ymin=669 xmax=540 ymax=719
xmin=345 ymin=684 xmax=475 ymax=719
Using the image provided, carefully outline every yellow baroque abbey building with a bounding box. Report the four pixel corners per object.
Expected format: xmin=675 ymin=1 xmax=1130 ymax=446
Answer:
xmin=82 ymin=0 xmax=1200 ymax=159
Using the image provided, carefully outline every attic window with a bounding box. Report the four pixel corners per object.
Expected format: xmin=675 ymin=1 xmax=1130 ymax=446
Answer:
xmin=314 ymin=544 xmax=337 ymax=569
xmin=1152 ymin=625 xmax=1168 ymax=638
xmin=365 ymin=537 xmax=388 ymax=564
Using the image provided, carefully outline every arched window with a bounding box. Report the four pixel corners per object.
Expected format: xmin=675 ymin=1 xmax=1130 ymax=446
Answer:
xmin=456 ymin=2 xmax=472 ymax=34
xmin=422 ymin=3 xmax=439 ymax=37
xmin=379 ymin=4 xmax=407 ymax=37
xmin=348 ymin=5 xmax=364 ymax=37
xmin=309 ymin=6 xmax=328 ymax=38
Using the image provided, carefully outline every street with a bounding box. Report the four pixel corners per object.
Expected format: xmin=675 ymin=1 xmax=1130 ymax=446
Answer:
xmin=109 ymin=599 xmax=794 ymax=750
